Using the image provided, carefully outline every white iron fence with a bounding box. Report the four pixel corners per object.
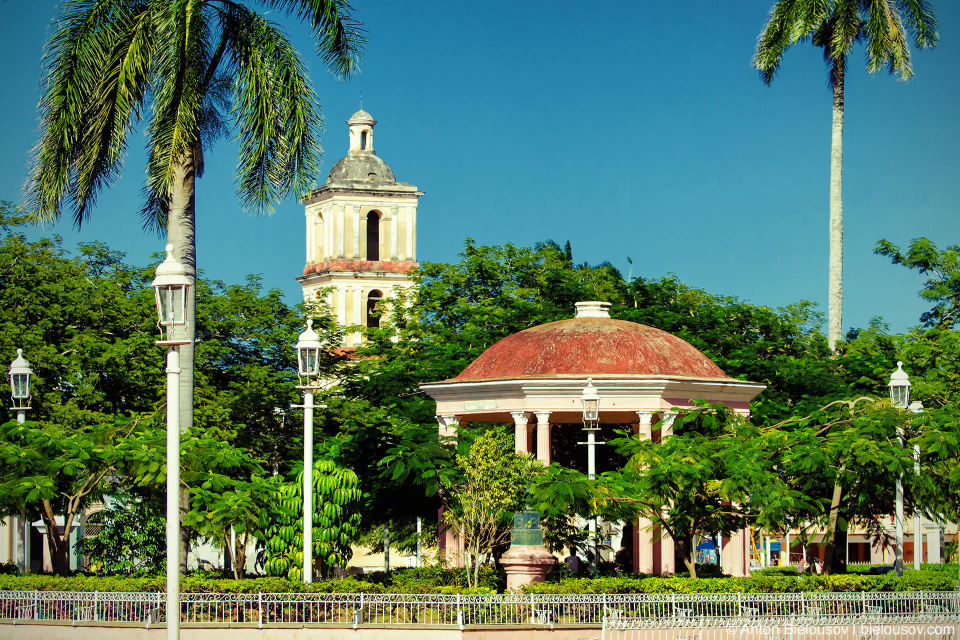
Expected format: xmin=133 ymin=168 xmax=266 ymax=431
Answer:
xmin=0 ymin=590 xmax=957 ymax=628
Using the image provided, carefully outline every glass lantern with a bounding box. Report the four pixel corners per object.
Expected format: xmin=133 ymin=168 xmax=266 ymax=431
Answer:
xmin=581 ymin=377 xmax=600 ymax=430
xmin=9 ymin=348 xmax=32 ymax=409
xmin=296 ymin=319 xmax=323 ymax=378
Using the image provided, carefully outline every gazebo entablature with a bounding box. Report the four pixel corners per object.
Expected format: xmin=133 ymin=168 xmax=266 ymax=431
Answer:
xmin=425 ymin=375 xmax=764 ymax=463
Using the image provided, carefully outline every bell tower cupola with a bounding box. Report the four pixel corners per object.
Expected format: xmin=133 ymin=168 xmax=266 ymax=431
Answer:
xmin=298 ymin=110 xmax=423 ymax=347
xmin=348 ymin=109 xmax=375 ymax=155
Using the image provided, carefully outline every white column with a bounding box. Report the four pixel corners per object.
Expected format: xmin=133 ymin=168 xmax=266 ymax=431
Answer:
xmin=337 ymin=287 xmax=346 ymax=329
xmin=336 ymin=204 xmax=345 ymax=258
xmin=305 ymin=210 xmax=312 ymax=264
xmin=534 ymin=411 xmax=551 ymax=465
xmin=353 ymin=286 xmax=363 ymax=344
xmin=636 ymin=411 xmax=654 ymax=574
xmin=315 ymin=214 xmax=324 ymax=262
xmin=408 ymin=205 xmax=416 ymax=260
xmin=659 ymin=411 xmax=677 ymax=575
xmin=511 ymin=412 xmax=530 ymax=454
xmin=927 ymin=526 xmax=941 ymax=563
xmin=390 ymin=206 xmax=399 ymax=260
xmin=353 ymin=206 xmax=361 ymax=258
xmin=326 ymin=205 xmax=334 ymax=261
xmin=438 ymin=415 xmax=459 ymax=439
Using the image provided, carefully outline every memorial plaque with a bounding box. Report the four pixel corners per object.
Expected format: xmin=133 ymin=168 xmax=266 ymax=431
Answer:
xmin=510 ymin=510 xmax=544 ymax=546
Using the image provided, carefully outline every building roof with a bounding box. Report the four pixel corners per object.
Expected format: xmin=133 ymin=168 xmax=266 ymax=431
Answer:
xmin=347 ymin=109 xmax=375 ymax=125
xmin=454 ymin=309 xmax=729 ymax=382
xmin=326 ymin=153 xmax=397 ymax=184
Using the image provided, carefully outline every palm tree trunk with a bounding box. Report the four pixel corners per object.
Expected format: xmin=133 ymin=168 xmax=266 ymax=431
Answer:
xmin=828 ymin=63 xmax=844 ymax=352
xmin=167 ymin=143 xmax=198 ymax=574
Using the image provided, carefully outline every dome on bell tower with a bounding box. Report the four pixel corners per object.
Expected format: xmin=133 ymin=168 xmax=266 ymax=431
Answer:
xmin=325 ymin=109 xmax=399 ymax=184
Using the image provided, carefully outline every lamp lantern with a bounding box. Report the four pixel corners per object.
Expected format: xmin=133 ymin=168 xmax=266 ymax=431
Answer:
xmin=581 ymin=377 xmax=600 ymax=430
xmin=151 ymin=244 xmax=191 ymax=341
xmin=888 ymin=361 xmax=911 ymax=409
xmin=9 ymin=349 xmax=32 ymax=409
xmin=296 ymin=319 xmax=323 ymax=378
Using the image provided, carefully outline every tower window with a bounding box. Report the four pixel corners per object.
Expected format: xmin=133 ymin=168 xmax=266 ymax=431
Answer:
xmin=360 ymin=130 xmax=368 ymax=150
xmin=366 ymin=211 xmax=380 ymax=261
xmin=366 ymin=290 xmax=383 ymax=329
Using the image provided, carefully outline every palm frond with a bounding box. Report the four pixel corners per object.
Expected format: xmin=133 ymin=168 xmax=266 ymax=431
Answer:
xmin=896 ymin=0 xmax=938 ymax=48
xmin=224 ymin=5 xmax=323 ymax=212
xmin=753 ymin=0 xmax=830 ymax=84
xmin=263 ymin=0 xmax=365 ymax=78
xmin=28 ymin=0 xmax=152 ymax=226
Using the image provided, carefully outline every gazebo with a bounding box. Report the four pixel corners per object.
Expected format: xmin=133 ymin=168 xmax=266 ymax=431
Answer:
xmin=420 ymin=301 xmax=766 ymax=576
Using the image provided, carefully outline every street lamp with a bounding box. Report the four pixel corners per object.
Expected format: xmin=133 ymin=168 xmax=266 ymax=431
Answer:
xmin=908 ymin=400 xmax=924 ymax=570
xmin=152 ymin=244 xmax=191 ymax=640
xmin=580 ymin=378 xmax=601 ymax=573
xmin=888 ymin=361 xmax=911 ymax=578
xmin=9 ymin=348 xmax=32 ymax=423
xmin=9 ymin=348 xmax=33 ymax=573
xmin=296 ymin=319 xmax=323 ymax=583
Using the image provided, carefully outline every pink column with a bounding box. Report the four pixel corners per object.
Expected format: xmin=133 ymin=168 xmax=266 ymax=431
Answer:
xmin=635 ymin=411 xmax=655 ymax=574
xmin=724 ymin=528 xmax=749 ymax=576
xmin=437 ymin=415 xmax=464 ymax=567
xmin=511 ymin=412 xmax=530 ymax=454
xmin=534 ymin=411 xmax=552 ymax=465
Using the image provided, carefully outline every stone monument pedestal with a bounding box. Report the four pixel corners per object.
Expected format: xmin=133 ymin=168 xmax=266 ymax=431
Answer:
xmin=500 ymin=544 xmax=556 ymax=591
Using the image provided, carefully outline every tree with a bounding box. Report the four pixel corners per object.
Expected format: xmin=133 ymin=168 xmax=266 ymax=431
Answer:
xmin=602 ymin=405 xmax=802 ymax=578
xmin=75 ymin=497 xmax=166 ymax=575
xmin=754 ymin=0 xmax=938 ymax=351
xmin=0 ymin=412 xmax=155 ymax=575
xmin=442 ymin=429 xmax=527 ymax=588
xmin=260 ymin=459 xmax=362 ymax=581
xmin=27 ymin=0 xmax=364 ymax=434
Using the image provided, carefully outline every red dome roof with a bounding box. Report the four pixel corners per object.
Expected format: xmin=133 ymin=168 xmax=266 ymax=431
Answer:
xmin=455 ymin=317 xmax=728 ymax=381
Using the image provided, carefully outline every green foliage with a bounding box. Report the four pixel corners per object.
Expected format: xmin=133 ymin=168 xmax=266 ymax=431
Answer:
xmin=442 ymin=428 xmax=527 ymax=587
xmin=876 ymin=238 xmax=960 ymax=329
xmin=261 ymin=459 xmax=363 ymax=580
xmin=75 ymin=499 xmax=166 ymax=575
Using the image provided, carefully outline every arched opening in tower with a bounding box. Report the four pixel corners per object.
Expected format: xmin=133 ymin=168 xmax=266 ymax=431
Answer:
xmin=366 ymin=211 xmax=380 ymax=261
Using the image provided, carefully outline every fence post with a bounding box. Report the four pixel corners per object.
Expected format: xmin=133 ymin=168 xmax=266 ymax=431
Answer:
xmin=530 ymin=592 xmax=535 ymax=624
xmin=258 ymin=592 xmax=263 ymax=629
xmin=457 ymin=593 xmax=463 ymax=628
xmin=34 ymin=590 xmax=39 ymax=620
xmin=94 ymin=591 xmax=99 ymax=621
xmin=603 ymin=592 xmax=608 ymax=622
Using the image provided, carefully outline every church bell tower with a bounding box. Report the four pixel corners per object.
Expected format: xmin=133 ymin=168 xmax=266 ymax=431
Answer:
xmin=298 ymin=110 xmax=422 ymax=346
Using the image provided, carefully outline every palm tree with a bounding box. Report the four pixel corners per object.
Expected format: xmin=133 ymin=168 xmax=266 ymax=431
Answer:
xmin=27 ymin=0 xmax=364 ymax=431
xmin=27 ymin=0 xmax=363 ymax=572
xmin=754 ymin=0 xmax=937 ymax=352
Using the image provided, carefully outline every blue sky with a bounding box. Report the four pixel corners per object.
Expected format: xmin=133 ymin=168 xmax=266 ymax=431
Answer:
xmin=1 ymin=1 xmax=957 ymax=336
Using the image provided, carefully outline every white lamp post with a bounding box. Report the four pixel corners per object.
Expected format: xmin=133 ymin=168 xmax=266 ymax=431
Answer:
xmin=9 ymin=349 xmax=33 ymax=573
xmin=909 ymin=400 xmax=924 ymax=570
xmin=580 ymin=378 xmax=601 ymax=574
xmin=295 ymin=319 xmax=323 ymax=583
xmin=152 ymin=244 xmax=191 ymax=640
xmin=888 ymin=361 xmax=911 ymax=578
xmin=9 ymin=349 xmax=32 ymax=424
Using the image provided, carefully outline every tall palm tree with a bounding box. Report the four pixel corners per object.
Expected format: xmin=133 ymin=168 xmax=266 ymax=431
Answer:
xmin=27 ymin=0 xmax=363 ymax=572
xmin=754 ymin=0 xmax=937 ymax=352
xmin=28 ymin=0 xmax=364 ymax=431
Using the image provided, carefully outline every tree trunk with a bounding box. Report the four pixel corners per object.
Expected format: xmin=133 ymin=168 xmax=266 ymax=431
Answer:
xmin=167 ymin=143 xmax=198 ymax=574
xmin=820 ymin=463 xmax=846 ymax=576
xmin=40 ymin=501 xmax=71 ymax=576
xmin=827 ymin=61 xmax=845 ymax=352
xmin=234 ymin=531 xmax=248 ymax=579
xmin=677 ymin=532 xmax=696 ymax=578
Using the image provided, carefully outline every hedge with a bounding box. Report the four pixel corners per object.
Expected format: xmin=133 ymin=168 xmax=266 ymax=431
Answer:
xmin=0 ymin=565 xmax=955 ymax=595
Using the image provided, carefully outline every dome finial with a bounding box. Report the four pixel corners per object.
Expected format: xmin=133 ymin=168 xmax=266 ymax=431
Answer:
xmin=575 ymin=301 xmax=611 ymax=318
